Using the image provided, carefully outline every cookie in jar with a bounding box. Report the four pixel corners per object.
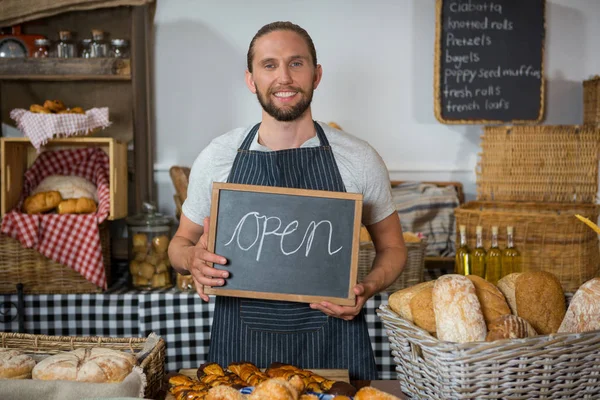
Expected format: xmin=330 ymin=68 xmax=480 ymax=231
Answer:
xmin=126 ymin=203 xmax=174 ymax=290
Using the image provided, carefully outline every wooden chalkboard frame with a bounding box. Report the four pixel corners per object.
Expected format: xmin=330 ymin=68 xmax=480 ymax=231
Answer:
xmin=433 ymin=0 xmax=546 ymax=124
xmin=204 ymin=182 xmax=363 ymax=306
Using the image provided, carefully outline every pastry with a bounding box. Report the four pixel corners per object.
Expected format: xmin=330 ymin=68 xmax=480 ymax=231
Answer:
xmin=23 ymin=191 xmax=62 ymax=214
xmin=56 ymin=197 xmax=97 ymax=214
xmin=32 ymin=175 xmax=98 ymax=203
xmin=29 ymin=104 xmax=51 ymax=113
xmin=43 ymin=99 xmax=66 ymax=113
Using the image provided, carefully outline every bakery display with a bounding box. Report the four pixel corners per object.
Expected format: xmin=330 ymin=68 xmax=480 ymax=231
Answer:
xmin=29 ymin=99 xmax=85 ymax=114
xmin=22 ymin=174 xmax=99 ymax=215
xmin=32 ymin=347 xmax=137 ymax=383
xmin=0 ymin=349 xmax=36 ymax=379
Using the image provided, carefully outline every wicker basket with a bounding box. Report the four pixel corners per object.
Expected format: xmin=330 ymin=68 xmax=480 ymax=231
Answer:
xmin=584 ymin=75 xmax=600 ymax=125
xmin=0 ymin=332 xmax=166 ymax=399
xmin=454 ymin=201 xmax=600 ymax=293
xmin=378 ymin=304 xmax=600 ymax=400
xmin=476 ymin=125 xmax=600 ymax=203
xmin=0 ymin=222 xmax=111 ymax=294
xmin=359 ymin=240 xmax=427 ymax=292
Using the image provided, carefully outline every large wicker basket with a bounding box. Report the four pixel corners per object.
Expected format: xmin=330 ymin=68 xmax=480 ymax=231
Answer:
xmin=476 ymin=125 xmax=600 ymax=203
xmin=584 ymin=75 xmax=600 ymax=125
xmin=0 ymin=222 xmax=111 ymax=294
xmin=454 ymin=201 xmax=600 ymax=293
xmin=0 ymin=332 xmax=166 ymax=399
xmin=359 ymin=239 xmax=427 ymax=292
xmin=378 ymin=304 xmax=600 ymax=400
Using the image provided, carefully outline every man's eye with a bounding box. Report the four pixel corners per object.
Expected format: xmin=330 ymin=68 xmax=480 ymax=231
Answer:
xmin=264 ymin=64 xmax=275 ymax=69
xmin=291 ymin=61 xmax=303 ymax=67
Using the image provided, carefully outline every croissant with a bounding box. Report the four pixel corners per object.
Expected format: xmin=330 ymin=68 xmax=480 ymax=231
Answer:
xmin=206 ymin=385 xmax=246 ymax=400
xmin=23 ymin=191 xmax=62 ymax=214
xmin=29 ymin=104 xmax=51 ymax=113
xmin=43 ymin=99 xmax=66 ymax=113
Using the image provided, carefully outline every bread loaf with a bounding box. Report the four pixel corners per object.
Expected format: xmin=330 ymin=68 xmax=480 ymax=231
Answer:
xmin=515 ymin=271 xmax=566 ymax=334
xmin=32 ymin=348 xmax=137 ymax=383
xmin=354 ymin=386 xmax=402 ymax=400
xmin=409 ymin=286 xmax=436 ymax=334
xmin=486 ymin=314 xmax=537 ymax=341
xmin=467 ymin=275 xmax=511 ymax=327
xmin=432 ymin=275 xmax=487 ymax=343
xmin=388 ymin=281 xmax=434 ymax=321
xmin=57 ymin=197 xmax=97 ymax=214
xmin=558 ymin=277 xmax=600 ymax=333
xmin=32 ymin=175 xmax=98 ymax=202
xmin=23 ymin=191 xmax=62 ymax=214
xmin=497 ymin=273 xmax=521 ymax=314
xmin=0 ymin=349 xmax=36 ymax=379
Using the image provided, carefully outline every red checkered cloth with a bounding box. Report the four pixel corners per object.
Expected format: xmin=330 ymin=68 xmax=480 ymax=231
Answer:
xmin=10 ymin=108 xmax=111 ymax=152
xmin=1 ymin=148 xmax=111 ymax=289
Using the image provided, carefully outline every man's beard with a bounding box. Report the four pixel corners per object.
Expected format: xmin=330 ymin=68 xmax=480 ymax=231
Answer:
xmin=255 ymin=85 xmax=314 ymax=122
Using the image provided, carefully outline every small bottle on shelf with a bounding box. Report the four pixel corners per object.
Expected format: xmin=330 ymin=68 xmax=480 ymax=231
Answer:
xmin=33 ymin=38 xmax=50 ymax=58
xmin=455 ymin=224 xmax=472 ymax=275
xmin=471 ymin=225 xmax=487 ymax=278
xmin=90 ymin=29 xmax=110 ymax=58
xmin=485 ymin=226 xmax=502 ymax=284
xmin=56 ymin=31 xmax=76 ymax=58
xmin=502 ymin=226 xmax=522 ymax=276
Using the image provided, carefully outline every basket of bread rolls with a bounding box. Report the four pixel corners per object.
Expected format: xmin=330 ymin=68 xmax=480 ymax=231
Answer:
xmin=0 ymin=332 xmax=165 ymax=400
xmin=378 ymin=272 xmax=600 ymax=399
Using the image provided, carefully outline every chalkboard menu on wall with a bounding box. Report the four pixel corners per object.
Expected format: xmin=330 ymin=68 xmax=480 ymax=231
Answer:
xmin=434 ymin=0 xmax=545 ymax=124
xmin=204 ymin=183 xmax=362 ymax=305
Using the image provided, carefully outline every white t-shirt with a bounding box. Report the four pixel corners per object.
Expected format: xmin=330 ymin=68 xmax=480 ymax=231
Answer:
xmin=182 ymin=121 xmax=395 ymax=227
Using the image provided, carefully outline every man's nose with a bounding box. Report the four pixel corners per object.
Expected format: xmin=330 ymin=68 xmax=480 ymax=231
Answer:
xmin=278 ymin=66 xmax=293 ymax=84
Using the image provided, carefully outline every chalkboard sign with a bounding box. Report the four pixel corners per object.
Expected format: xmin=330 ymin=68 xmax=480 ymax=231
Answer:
xmin=204 ymin=183 xmax=363 ymax=306
xmin=434 ymin=0 xmax=545 ymax=124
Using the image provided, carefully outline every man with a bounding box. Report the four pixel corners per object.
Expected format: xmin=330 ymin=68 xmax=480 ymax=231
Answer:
xmin=168 ymin=21 xmax=406 ymax=380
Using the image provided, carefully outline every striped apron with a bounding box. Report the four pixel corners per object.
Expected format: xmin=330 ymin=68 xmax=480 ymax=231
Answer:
xmin=207 ymin=121 xmax=378 ymax=380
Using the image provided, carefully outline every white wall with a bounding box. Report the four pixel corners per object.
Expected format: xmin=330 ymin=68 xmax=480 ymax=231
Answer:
xmin=153 ymin=0 xmax=600 ymax=218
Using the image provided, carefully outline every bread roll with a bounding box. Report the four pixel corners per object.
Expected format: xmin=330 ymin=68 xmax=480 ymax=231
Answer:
xmin=558 ymin=277 xmax=600 ymax=334
xmin=432 ymin=274 xmax=487 ymax=343
xmin=409 ymin=286 xmax=436 ymax=334
xmin=486 ymin=314 xmax=537 ymax=341
xmin=32 ymin=348 xmax=137 ymax=383
xmin=515 ymin=271 xmax=565 ymax=335
xmin=0 ymin=349 xmax=36 ymax=379
xmin=23 ymin=191 xmax=62 ymax=214
xmin=497 ymin=273 xmax=521 ymax=314
xmin=56 ymin=197 xmax=97 ymax=214
xmin=388 ymin=281 xmax=434 ymax=321
xmin=32 ymin=175 xmax=98 ymax=202
xmin=467 ymin=275 xmax=511 ymax=327
xmin=354 ymin=386 xmax=403 ymax=400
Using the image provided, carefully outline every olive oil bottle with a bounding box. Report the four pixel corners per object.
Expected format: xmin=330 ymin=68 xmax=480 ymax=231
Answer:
xmin=471 ymin=225 xmax=487 ymax=278
xmin=485 ymin=226 xmax=502 ymax=284
xmin=502 ymin=226 xmax=522 ymax=276
xmin=455 ymin=225 xmax=472 ymax=275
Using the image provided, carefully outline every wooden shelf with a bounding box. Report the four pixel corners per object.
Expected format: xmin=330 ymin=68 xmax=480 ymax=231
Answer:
xmin=0 ymin=58 xmax=131 ymax=81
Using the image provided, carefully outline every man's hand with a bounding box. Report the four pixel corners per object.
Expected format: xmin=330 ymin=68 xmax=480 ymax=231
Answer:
xmin=309 ymin=283 xmax=370 ymax=320
xmin=185 ymin=217 xmax=229 ymax=302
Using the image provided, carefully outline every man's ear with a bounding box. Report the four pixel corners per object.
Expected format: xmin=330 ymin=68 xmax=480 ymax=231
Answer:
xmin=245 ymin=70 xmax=257 ymax=94
xmin=313 ymin=64 xmax=323 ymax=90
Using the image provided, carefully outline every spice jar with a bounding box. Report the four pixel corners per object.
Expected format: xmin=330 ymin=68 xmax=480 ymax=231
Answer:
xmin=90 ymin=29 xmax=110 ymax=58
xmin=110 ymin=39 xmax=130 ymax=58
xmin=57 ymin=31 xmax=76 ymax=58
xmin=33 ymin=38 xmax=50 ymax=58
xmin=80 ymin=38 xmax=92 ymax=58
xmin=126 ymin=202 xmax=173 ymax=290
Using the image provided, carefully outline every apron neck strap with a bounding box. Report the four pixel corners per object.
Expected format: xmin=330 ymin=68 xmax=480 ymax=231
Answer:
xmin=240 ymin=121 xmax=329 ymax=150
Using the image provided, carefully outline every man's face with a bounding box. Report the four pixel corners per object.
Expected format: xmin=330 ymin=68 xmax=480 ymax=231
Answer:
xmin=246 ymin=30 xmax=322 ymax=122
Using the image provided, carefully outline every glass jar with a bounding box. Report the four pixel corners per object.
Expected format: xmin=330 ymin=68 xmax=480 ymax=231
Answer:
xmin=33 ymin=38 xmax=50 ymax=58
xmin=126 ymin=202 xmax=173 ymax=290
xmin=110 ymin=39 xmax=130 ymax=58
xmin=80 ymin=38 xmax=92 ymax=58
xmin=56 ymin=31 xmax=76 ymax=58
xmin=90 ymin=29 xmax=110 ymax=58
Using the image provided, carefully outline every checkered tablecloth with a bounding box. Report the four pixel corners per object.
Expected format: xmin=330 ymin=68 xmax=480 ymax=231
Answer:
xmin=0 ymin=289 xmax=395 ymax=379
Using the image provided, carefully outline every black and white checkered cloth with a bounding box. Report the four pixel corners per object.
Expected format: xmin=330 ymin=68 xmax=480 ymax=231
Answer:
xmin=0 ymin=289 xmax=395 ymax=379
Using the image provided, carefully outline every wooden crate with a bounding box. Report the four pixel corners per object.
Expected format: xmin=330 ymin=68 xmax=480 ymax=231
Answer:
xmin=1 ymin=137 xmax=127 ymax=220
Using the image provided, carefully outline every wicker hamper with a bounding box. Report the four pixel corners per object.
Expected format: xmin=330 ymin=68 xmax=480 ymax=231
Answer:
xmin=378 ymin=304 xmax=600 ymax=400
xmin=454 ymin=201 xmax=600 ymax=293
xmin=359 ymin=239 xmax=427 ymax=292
xmin=0 ymin=332 xmax=166 ymax=399
xmin=0 ymin=222 xmax=111 ymax=294
xmin=584 ymin=75 xmax=600 ymax=125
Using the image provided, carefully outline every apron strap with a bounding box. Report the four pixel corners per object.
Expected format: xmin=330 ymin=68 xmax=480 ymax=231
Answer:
xmin=239 ymin=121 xmax=328 ymax=151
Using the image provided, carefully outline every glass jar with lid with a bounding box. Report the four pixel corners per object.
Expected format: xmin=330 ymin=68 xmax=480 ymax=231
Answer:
xmin=90 ymin=29 xmax=110 ymax=58
xmin=126 ymin=202 xmax=173 ymax=290
xmin=110 ymin=39 xmax=130 ymax=58
xmin=80 ymin=38 xmax=92 ymax=58
xmin=33 ymin=38 xmax=51 ymax=58
xmin=57 ymin=31 xmax=76 ymax=58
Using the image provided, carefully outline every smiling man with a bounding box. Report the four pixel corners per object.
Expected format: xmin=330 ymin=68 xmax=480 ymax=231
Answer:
xmin=168 ymin=21 xmax=407 ymax=380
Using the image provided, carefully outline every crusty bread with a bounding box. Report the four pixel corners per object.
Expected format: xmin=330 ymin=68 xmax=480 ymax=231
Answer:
xmin=558 ymin=277 xmax=600 ymax=334
xmin=497 ymin=273 xmax=521 ymax=314
xmin=0 ymin=348 xmax=36 ymax=379
xmin=32 ymin=348 xmax=137 ymax=383
xmin=515 ymin=271 xmax=566 ymax=335
xmin=23 ymin=191 xmax=62 ymax=214
xmin=169 ymin=166 xmax=191 ymax=203
xmin=32 ymin=175 xmax=98 ymax=202
xmin=486 ymin=314 xmax=537 ymax=341
xmin=388 ymin=281 xmax=434 ymax=321
xmin=432 ymin=274 xmax=487 ymax=343
xmin=467 ymin=275 xmax=511 ymax=327
xmin=57 ymin=197 xmax=97 ymax=214
xmin=409 ymin=286 xmax=436 ymax=334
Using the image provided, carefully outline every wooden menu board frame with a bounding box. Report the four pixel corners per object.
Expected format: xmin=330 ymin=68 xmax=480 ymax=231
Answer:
xmin=433 ymin=0 xmax=546 ymax=124
xmin=204 ymin=182 xmax=363 ymax=306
